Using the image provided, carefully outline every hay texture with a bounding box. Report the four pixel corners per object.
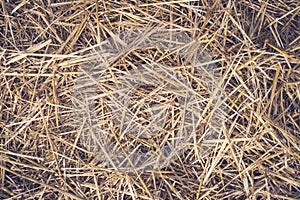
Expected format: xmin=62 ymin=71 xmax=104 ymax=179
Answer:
xmin=0 ymin=1 xmax=300 ymax=199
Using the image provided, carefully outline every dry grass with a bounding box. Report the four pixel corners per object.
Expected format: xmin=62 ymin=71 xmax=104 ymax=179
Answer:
xmin=0 ymin=0 xmax=300 ymax=199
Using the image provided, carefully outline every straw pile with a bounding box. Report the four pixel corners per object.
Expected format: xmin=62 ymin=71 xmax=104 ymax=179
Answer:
xmin=1 ymin=1 xmax=299 ymax=199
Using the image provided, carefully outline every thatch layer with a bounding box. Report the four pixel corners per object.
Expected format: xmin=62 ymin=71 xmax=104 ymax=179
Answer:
xmin=0 ymin=1 xmax=299 ymax=199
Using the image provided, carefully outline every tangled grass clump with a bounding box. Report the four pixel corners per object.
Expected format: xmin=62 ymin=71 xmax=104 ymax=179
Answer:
xmin=0 ymin=1 xmax=299 ymax=199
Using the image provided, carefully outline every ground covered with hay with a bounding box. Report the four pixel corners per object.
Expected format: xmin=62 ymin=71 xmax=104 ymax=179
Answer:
xmin=0 ymin=1 xmax=300 ymax=199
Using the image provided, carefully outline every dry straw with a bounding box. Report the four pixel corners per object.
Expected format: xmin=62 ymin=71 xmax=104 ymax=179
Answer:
xmin=72 ymin=28 xmax=226 ymax=172
xmin=0 ymin=0 xmax=299 ymax=199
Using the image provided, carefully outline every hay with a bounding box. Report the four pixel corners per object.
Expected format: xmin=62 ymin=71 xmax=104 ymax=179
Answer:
xmin=1 ymin=0 xmax=299 ymax=199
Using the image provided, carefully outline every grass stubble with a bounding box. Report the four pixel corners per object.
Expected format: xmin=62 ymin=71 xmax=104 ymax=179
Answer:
xmin=0 ymin=0 xmax=299 ymax=199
